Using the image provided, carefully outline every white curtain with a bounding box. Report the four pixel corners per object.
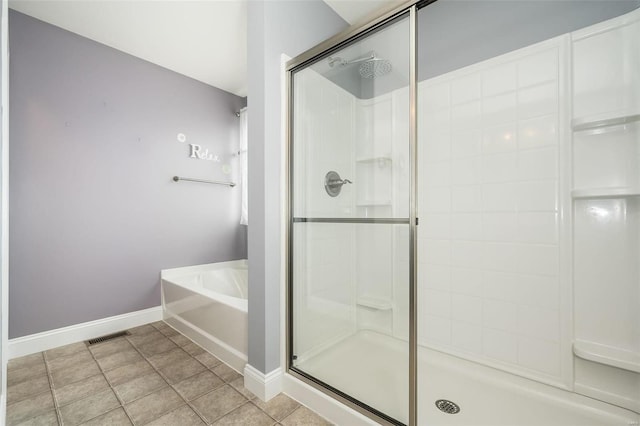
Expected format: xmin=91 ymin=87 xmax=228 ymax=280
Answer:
xmin=239 ymin=108 xmax=248 ymax=225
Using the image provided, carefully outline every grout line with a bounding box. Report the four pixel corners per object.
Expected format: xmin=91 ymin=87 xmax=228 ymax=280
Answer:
xmin=41 ymin=350 xmax=64 ymax=426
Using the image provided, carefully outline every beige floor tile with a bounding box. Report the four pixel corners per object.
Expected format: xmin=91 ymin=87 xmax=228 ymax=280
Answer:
xmin=173 ymin=370 xmax=224 ymax=401
xmin=191 ymin=385 xmax=247 ymax=423
xmin=88 ymin=338 xmax=133 ymax=360
xmin=59 ymin=389 xmax=120 ymax=426
xmin=145 ymin=405 xmax=205 ymax=426
xmin=158 ymin=357 xmax=206 ymax=384
xmin=54 ymin=374 xmax=110 ymax=407
xmin=212 ymin=363 xmax=241 ymax=383
xmin=213 ymin=402 xmax=276 ymax=426
xmin=95 ymin=349 xmax=143 ymax=372
xmin=45 ymin=342 xmax=87 ymax=361
xmin=128 ymin=324 xmax=157 ymax=335
xmin=46 ymin=350 xmax=93 ymax=372
xmin=7 ymin=375 xmax=51 ymax=405
xmin=8 ymin=353 xmax=44 ymax=372
xmin=6 ymin=391 xmax=55 ymax=425
xmin=253 ymin=394 xmax=299 ymax=422
xmin=125 ymin=387 xmax=184 ymax=425
xmin=113 ymin=372 xmax=167 ymax=404
xmin=228 ymin=377 xmax=256 ymax=400
xmin=182 ymin=342 xmax=206 ymax=357
xmin=137 ymin=337 xmax=178 ymax=358
xmin=194 ymin=352 xmax=222 ymax=369
xmin=168 ymin=334 xmax=191 ymax=347
xmin=127 ymin=331 xmax=166 ymax=348
xmin=50 ymin=360 xmax=101 ymax=389
xmin=104 ymin=359 xmax=154 ymax=387
xmin=80 ymin=408 xmax=132 ymax=426
xmin=7 ymin=363 xmax=47 ymax=387
xmin=280 ymin=407 xmax=332 ymax=426
xmin=13 ymin=410 xmax=58 ymax=426
xmin=146 ymin=348 xmax=191 ymax=370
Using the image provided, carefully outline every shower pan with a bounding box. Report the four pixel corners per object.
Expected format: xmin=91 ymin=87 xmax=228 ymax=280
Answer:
xmin=286 ymin=1 xmax=640 ymax=425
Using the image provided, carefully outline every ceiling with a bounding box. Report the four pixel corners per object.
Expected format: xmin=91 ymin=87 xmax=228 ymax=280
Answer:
xmin=8 ymin=0 xmax=398 ymax=98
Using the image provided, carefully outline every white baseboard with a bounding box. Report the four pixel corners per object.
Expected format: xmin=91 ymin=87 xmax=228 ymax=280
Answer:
xmin=243 ymin=364 xmax=283 ymax=402
xmin=282 ymin=373 xmax=376 ymax=426
xmin=8 ymin=306 xmax=162 ymax=359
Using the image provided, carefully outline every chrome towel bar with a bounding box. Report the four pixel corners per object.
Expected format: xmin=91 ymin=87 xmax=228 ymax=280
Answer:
xmin=172 ymin=176 xmax=236 ymax=187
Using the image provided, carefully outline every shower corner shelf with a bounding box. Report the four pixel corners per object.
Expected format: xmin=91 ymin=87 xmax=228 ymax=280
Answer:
xmin=356 ymin=296 xmax=393 ymax=311
xmin=573 ymin=340 xmax=640 ymax=373
xmin=571 ymin=187 xmax=640 ymax=199
xmin=572 ymin=112 xmax=640 ymax=132
xmin=356 ymin=156 xmax=392 ymax=164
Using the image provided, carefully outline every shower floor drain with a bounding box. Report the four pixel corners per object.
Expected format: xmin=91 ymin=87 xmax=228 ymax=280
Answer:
xmin=435 ymin=399 xmax=460 ymax=414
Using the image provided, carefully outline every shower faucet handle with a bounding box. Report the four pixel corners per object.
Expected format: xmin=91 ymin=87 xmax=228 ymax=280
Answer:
xmin=324 ymin=171 xmax=352 ymax=197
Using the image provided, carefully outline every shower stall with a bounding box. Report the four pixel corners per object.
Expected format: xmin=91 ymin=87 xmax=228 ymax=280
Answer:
xmin=286 ymin=1 xmax=640 ymax=425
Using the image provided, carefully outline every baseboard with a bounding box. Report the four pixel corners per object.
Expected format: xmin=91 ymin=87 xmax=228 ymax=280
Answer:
xmin=8 ymin=306 xmax=162 ymax=359
xmin=243 ymin=364 xmax=283 ymax=402
xmin=282 ymin=373 xmax=376 ymax=426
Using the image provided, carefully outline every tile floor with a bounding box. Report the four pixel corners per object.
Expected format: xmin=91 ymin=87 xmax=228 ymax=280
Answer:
xmin=6 ymin=321 xmax=332 ymax=426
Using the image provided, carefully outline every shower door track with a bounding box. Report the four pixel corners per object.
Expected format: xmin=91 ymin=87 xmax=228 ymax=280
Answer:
xmin=292 ymin=217 xmax=410 ymax=224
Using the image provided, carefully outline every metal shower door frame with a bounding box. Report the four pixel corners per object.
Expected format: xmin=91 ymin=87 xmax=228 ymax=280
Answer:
xmin=285 ymin=1 xmax=434 ymax=425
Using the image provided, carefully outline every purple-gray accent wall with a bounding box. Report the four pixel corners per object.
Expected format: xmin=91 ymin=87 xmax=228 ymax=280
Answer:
xmin=9 ymin=10 xmax=247 ymax=338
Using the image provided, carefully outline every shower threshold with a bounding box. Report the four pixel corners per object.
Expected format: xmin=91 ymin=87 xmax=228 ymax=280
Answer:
xmin=295 ymin=331 xmax=638 ymax=425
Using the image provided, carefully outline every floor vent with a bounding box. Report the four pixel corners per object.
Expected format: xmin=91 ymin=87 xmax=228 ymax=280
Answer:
xmin=435 ymin=399 xmax=460 ymax=414
xmin=86 ymin=331 xmax=130 ymax=345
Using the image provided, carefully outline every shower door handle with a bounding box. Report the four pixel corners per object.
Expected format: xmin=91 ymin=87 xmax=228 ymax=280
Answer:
xmin=324 ymin=171 xmax=352 ymax=197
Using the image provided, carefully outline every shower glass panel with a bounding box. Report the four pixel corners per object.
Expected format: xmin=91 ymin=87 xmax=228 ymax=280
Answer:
xmin=290 ymin=13 xmax=411 ymax=424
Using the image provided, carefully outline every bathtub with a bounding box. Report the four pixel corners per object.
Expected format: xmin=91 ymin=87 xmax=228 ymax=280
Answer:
xmin=161 ymin=259 xmax=247 ymax=373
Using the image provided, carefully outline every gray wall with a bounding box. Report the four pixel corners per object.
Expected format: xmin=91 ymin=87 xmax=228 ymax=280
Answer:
xmin=247 ymin=0 xmax=348 ymax=374
xmin=9 ymin=10 xmax=247 ymax=338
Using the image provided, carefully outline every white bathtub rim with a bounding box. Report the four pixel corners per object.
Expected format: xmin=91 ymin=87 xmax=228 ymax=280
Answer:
xmin=161 ymin=259 xmax=247 ymax=280
xmin=162 ymin=278 xmax=248 ymax=313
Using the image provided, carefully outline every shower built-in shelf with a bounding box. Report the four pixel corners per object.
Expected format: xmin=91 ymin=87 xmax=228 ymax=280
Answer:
xmin=572 ymin=112 xmax=640 ymax=132
xmin=572 ymin=187 xmax=640 ymax=199
xmin=573 ymin=340 xmax=640 ymax=373
xmin=356 ymin=296 xmax=393 ymax=310
xmin=356 ymin=156 xmax=392 ymax=165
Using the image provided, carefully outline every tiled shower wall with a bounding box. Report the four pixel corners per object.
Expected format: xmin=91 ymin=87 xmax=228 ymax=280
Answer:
xmin=417 ymin=37 xmax=565 ymax=382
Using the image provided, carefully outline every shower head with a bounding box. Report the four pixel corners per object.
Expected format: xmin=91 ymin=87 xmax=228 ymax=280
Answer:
xmin=359 ymin=58 xmax=392 ymax=78
xmin=327 ymin=51 xmax=392 ymax=78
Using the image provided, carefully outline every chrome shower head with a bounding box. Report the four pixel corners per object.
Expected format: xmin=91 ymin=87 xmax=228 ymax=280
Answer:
xmin=359 ymin=58 xmax=392 ymax=78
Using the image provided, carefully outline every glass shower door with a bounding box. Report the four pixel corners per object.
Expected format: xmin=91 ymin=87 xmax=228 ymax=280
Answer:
xmin=289 ymin=13 xmax=412 ymax=425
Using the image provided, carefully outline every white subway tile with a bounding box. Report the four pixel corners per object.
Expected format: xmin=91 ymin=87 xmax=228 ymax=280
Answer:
xmin=422 ymin=83 xmax=450 ymax=112
xmin=482 ymin=124 xmax=518 ymax=154
xmin=518 ymin=337 xmax=560 ymax=376
xmin=452 ymin=241 xmax=484 ymax=269
xmin=518 ymin=115 xmax=558 ymax=150
xmin=518 ymin=305 xmax=560 ymax=342
xmin=421 ymin=315 xmax=452 ymax=345
xmin=423 ymin=131 xmax=451 ymax=163
xmin=482 ymin=183 xmax=518 ymax=212
xmin=482 ymin=153 xmax=518 ymax=183
xmin=519 ymin=274 xmax=559 ymax=310
xmin=451 ymin=130 xmax=482 ymax=159
xmin=452 ymin=185 xmax=482 ymax=212
xmin=483 ymin=213 xmax=518 ymax=242
xmin=483 ymin=62 xmax=517 ymax=96
xmin=518 ymin=82 xmax=558 ymax=119
xmin=517 ymin=49 xmax=558 ymax=88
xmin=422 ymin=161 xmax=451 ymax=187
xmin=420 ymin=214 xmax=451 ymax=239
xmin=420 ymin=187 xmax=451 ymax=213
xmin=517 ymin=147 xmax=558 ymax=181
xmin=483 ymin=328 xmax=518 ymax=363
xmin=452 ymin=293 xmax=483 ymax=323
xmin=516 ymin=244 xmax=559 ymax=276
xmin=451 ymin=74 xmax=481 ymax=104
xmin=451 ymin=100 xmax=481 ymax=129
xmin=483 ymin=270 xmax=520 ymax=303
xmin=483 ymin=299 xmax=518 ymax=332
xmin=516 ymin=181 xmax=557 ymax=212
xmin=482 ymin=242 xmax=519 ymax=272
xmin=483 ymin=92 xmax=517 ymax=126
xmin=420 ymin=238 xmax=451 ymax=266
xmin=424 ymin=289 xmax=452 ymax=318
xmin=419 ymin=264 xmax=451 ymax=291
xmin=423 ymin=109 xmax=451 ymax=134
xmin=451 ymin=213 xmax=483 ymax=240
xmin=517 ymin=212 xmax=558 ymax=244
xmin=451 ymin=157 xmax=481 ymax=185
xmin=451 ymin=267 xmax=483 ymax=296
xmin=452 ymin=321 xmax=483 ymax=353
